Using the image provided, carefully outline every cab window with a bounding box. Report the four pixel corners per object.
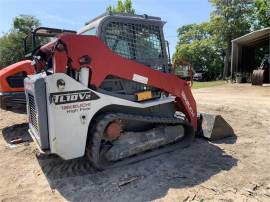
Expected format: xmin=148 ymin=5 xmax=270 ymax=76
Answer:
xmin=7 ymin=71 xmax=28 ymax=88
xmin=103 ymin=22 xmax=165 ymax=71
xmin=81 ymin=27 xmax=97 ymax=36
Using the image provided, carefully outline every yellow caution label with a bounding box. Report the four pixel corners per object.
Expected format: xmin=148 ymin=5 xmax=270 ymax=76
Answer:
xmin=135 ymin=91 xmax=153 ymax=101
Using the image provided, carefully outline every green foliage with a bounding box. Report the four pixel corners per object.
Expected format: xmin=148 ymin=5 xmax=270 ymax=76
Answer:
xmin=106 ymin=0 xmax=135 ymax=14
xmin=192 ymin=80 xmax=226 ymax=89
xmin=208 ymin=0 xmax=253 ymax=77
xmin=0 ymin=32 xmax=25 ymax=67
xmin=254 ymin=0 xmax=270 ymax=28
xmin=174 ymin=23 xmax=223 ymax=78
xmin=0 ymin=15 xmax=40 ymax=68
xmin=173 ymin=0 xmax=270 ymax=79
xmin=209 ymin=0 xmax=253 ymax=48
xmin=13 ymin=15 xmax=41 ymax=35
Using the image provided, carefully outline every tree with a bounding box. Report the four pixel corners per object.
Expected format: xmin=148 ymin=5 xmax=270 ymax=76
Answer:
xmin=106 ymin=0 xmax=135 ymax=14
xmin=209 ymin=0 xmax=253 ymax=78
xmin=0 ymin=15 xmax=40 ymax=68
xmin=253 ymin=0 xmax=270 ymax=28
xmin=173 ymin=23 xmax=223 ymax=79
xmin=13 ymin=15 xmax=41 ymax=35
xmin=174 ymin=1 xmax=256 ymax=80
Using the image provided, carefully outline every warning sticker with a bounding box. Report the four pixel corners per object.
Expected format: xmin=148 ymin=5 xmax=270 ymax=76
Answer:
xmin=132 ymin=74 xmax=148 ymax=84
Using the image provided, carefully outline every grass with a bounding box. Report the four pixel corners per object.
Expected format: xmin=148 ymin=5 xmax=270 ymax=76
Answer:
xmin=192 ymin=80 xmax=226 ymax=89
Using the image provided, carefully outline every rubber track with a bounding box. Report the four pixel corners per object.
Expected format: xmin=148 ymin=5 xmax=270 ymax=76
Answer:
xmin=86 ymin=113 xmax=195 ymax=170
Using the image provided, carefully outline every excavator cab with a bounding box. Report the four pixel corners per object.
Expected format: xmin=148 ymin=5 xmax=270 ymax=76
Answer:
xmin=172 ymin=59 xmax=193 ymax=86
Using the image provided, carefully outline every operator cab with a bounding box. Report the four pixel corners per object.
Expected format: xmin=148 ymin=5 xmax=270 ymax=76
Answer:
xmin=77 ymin=12 xmax=170 ymax=101
xmin=77 ymin=12 xmax=169 ymax=72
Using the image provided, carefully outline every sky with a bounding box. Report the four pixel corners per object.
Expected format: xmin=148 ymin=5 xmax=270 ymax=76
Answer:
xmin=0 ymin=0 xmax=213 ymax=54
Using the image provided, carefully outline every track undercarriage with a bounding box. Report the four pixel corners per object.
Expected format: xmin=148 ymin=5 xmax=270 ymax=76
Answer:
xmin=86 ymin=113 xmax=194 ymax=169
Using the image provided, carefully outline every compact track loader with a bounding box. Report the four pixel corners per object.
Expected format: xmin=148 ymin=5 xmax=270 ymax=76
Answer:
xmin=24 ymin=13 xmax=233 ymax=169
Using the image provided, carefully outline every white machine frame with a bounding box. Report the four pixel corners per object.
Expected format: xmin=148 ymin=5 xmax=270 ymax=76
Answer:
xmin=27 ymin=73 xmax=175 ymax=159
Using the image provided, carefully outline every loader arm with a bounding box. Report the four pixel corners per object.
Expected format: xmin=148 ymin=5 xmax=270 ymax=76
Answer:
xmin=39 ymin=35 xmax=197 ymax=129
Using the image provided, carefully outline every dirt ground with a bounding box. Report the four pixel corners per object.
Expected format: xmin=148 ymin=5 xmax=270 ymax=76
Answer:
xmin=0 ymin=84 xmax=269 ymax=202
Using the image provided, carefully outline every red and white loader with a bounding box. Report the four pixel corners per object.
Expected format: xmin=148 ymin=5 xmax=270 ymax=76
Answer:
xmin=24 ymin=13 xmax=233 ymax=169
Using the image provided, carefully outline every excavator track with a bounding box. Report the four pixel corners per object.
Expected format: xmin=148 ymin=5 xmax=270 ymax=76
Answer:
xmin=85 ymin=113 xmax=195 ymax=170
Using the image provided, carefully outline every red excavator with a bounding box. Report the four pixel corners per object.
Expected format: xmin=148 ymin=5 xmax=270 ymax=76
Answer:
xmin=7 ymin=13 xmax=233 ymax=169
xmin=0 ymin=60 xmax=34 ymax=110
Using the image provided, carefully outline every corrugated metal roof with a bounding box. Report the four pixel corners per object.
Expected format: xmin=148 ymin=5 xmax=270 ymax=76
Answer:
xmin=232 ymin=27 xmax=270 ymax=44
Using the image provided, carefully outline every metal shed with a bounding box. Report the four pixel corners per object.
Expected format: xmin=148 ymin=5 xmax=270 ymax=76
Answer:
xmin=231 ymin=28 xmax=270 ymax=82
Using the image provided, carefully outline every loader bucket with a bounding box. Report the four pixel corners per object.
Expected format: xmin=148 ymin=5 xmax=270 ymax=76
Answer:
xmin=197 ymin=113 xmax=234 ymax=140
